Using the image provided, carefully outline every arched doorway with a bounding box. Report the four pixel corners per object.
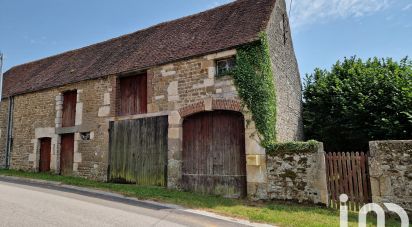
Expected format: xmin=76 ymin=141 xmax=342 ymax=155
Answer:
xmin=182 ymin=110 xmax=246 ymax=198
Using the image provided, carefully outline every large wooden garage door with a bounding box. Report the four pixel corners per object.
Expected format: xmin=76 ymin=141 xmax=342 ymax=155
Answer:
xmin=182 ymin=110 xmax=246 ymax=198
xmin=109 ymin=116 xmax=168 ymax=186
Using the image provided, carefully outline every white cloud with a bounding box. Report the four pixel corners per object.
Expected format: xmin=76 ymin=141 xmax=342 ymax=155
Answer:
xmin=287 ymin=0 xmax=391 ymax=29
xmin=402 ymin=3 xmax=412 ymax=11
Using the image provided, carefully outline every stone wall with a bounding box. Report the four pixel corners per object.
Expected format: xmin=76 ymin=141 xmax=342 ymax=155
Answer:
xmin=369 ymin=140 xmax=412 ymax=213
xmin=0 ymin=100 xmax=9 ymax=168
xmin=266 ymin=143 xmax=328 ymax=204
xmin=265 ymin=0 xmax=304 ymax=142
xmin=8 ymin=77 xmax=113 ymax=180
xmin=147 ymin=49 xmax=240 ymax=113
xmin=0 ymin=44 xmax=304 ymax=199
xmin=143 ymin=49 xmax=267 ymax=194
xmin=0 ymin=49 xmax=268 ymax=193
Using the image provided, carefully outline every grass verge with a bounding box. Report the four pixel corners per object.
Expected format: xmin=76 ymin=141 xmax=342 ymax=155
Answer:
xmin=0 ymin=169 xmax=402 ymax=227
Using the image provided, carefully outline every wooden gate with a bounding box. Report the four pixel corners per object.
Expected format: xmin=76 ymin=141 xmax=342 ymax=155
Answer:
xmin=39 ymin=138 xmax=51 ymax=172
xmin=109 ymin=116 xmax=168 ymax=186
xmin=325 ymin=152 xmax=371 ymax=210
xmin=182 ymin=110 xmax=246 ymax=198
xmin=60 ymin=134 xmax=74 ymax=176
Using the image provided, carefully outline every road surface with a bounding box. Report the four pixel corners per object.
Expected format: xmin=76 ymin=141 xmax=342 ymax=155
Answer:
xmin=0 ymin=179 xmax=258 ymax=227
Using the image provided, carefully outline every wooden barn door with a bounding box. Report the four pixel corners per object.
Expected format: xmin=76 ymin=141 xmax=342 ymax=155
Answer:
xmin=109 ymin=116 xmax=168 ymax=186
xmin=182 ymin=111 xmax=246 ymax=198
xmin=60 ymin=134 xmax=74 ymax=175
xmin=39 ymin=138 xmax=51 ymax=172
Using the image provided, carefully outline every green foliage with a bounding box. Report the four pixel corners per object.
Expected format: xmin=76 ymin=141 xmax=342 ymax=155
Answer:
xmin=233 ymin=33 xmax=277 ymax=147
xmin=266 ymin=140 xmax=319 ymax=155
xmin=303 ymin=57 xmax=412 ymax=151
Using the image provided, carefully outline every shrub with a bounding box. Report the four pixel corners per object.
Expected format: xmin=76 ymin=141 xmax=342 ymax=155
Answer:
xmin=303 ymin=57 xmax=412 ymax=151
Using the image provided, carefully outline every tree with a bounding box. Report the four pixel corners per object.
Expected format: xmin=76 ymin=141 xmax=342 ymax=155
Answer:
xmin=303 ymin=57 xmax=412 ymax=151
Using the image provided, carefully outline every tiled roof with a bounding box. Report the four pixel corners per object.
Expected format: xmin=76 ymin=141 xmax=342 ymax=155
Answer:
xmin=3 ymin=0 xmax=276 ymax=97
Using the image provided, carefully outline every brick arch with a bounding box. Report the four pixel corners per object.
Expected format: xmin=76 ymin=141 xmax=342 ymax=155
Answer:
xmin=178 ymin=99 xmax=242 ymax=118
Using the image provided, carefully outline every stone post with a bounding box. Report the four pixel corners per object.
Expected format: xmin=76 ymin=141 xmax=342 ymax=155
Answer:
xmin=244 ymin=113 xmax=268 ymax=200
xmin=368 ymin=140 xmax=412 ymax=214
xmin=167 ymin=111 xmax=183 ymax=189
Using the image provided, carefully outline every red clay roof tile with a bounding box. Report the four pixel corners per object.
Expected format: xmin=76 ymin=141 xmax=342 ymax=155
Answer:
xmin=2 ymin=0 xmax=276 ymax=97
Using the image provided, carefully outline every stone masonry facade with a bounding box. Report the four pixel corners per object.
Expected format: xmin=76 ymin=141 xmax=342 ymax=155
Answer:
xmin=0 ymin=49 xmax=273 ymax=198
xmin=1 ymin=78 xmax=113 ymax=181
xmin=0 ymin=0 xmax=305 ymax=200
xmin=243 ymin=0 xmax=304 ymax=198
xmin=0 ymin=100 xmax=9 ymax=167
xmin=266 ymin=143 xmax=328 ymax=204
xmin=369 ymin=140 xmax=412 ymax=214
xmin=266 ymin=0 xmax=304 ymax=142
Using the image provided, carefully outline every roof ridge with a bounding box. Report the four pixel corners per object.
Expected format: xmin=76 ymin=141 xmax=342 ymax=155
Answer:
xmin=5 ymin=0 xmax=241 ymax=73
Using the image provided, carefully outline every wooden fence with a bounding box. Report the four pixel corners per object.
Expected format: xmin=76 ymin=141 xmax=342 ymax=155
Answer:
xmin=325 ymin=152 xmax=371 ymax=210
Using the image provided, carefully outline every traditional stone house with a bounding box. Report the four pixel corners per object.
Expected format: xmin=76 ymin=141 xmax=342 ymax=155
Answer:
xmin=0 ymin=0 xmax=303 ymax=199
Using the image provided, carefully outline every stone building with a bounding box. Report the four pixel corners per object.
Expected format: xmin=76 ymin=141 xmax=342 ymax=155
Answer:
xmin=0 ymin=0 xmax=303 ymax=199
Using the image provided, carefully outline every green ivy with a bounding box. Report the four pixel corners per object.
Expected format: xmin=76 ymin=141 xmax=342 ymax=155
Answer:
xmin=233 ymin=33 xmax=277 ymax=147
xmin=266 ymin=140 xmax=320 ymax=156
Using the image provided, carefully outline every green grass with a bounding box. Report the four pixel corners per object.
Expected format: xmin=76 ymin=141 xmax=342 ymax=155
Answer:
xmin=0 ymin=169 xmax=403 ymax=227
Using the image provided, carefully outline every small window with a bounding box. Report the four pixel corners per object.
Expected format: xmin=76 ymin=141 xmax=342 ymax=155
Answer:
xmin=216 ymin=57 xmax=235 ymax=77
xmin=80 ymin=132 xmax=91 ymax=141
xmin=282 ymin=14 xmax=288 ymax=45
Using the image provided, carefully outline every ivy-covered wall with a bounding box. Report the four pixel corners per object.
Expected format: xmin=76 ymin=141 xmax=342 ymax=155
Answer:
xmin=265 ymin=0 xmax=304 ymax=142
xmin=232 ymin=0 xmax=303 ymax=147
xmin=233 ymin=34 xmax=277 ymax=147
xmin=231 ymin=0 xmax=313 ymax=201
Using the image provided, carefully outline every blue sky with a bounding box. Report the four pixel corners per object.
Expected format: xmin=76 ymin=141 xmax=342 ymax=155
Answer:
xmin=1 ymin=0 xmax=411 ymax=78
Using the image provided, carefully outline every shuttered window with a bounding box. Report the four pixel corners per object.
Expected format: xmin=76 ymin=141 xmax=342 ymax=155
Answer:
xmin=62 ymin=90 xmax=77 ymax=127
xmin=119 ymin=73 xmax=147 ymax=116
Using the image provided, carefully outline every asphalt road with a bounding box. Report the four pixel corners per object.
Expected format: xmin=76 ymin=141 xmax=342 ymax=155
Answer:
xmin=0 ymin=180 xmax=256 ymax=227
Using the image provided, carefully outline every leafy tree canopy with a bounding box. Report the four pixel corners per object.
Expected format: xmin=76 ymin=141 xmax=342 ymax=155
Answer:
xmin=303 ymin=57 xmax=412 ymax=151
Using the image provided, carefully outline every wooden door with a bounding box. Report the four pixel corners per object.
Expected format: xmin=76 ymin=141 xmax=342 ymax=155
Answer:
xmin=182 ymin=111 xmax=246 ymax=198
xmin=62 ymin=90 xmax=77 ymax=127
xmin=119 ymin=74 xmax=147 ymax=116
xmin=109 ymin=116 xmax=168 ymax=186
xmin=39 ymin=138 xmax=51 ymax=172
xmin=60 ymin=134 xmax=74 ymax=175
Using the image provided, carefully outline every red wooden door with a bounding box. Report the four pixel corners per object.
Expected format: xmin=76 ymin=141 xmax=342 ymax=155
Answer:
xmin=39 ymin=138 xmax=51 ymax=172
xmin=182 ymin=111 xmax=246 ymax=198
xmin=60 ymin=134 xmax=74 ymax=175
xmin=119 ymin=74 xmax=147 ymax=116
xmin=62 ymin=90 xmax=77 ymax=127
